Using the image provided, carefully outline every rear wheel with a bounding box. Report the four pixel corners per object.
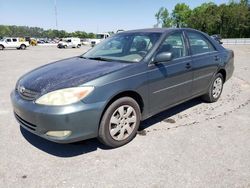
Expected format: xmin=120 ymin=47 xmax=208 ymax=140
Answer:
xmin=0 ymin=45 xmax=4 ymax=50
xmin=202 ymin=73 xmax=224 ymax=103
xmin=77 ymin=44 xmax=81 ymax=48
xmin=98 ymin=97 xmax=141 ymax=148
xmin=64 ymin=45 xmax=67 ymax=49
xmin=20 ymin=44 xmax=26 ymax=50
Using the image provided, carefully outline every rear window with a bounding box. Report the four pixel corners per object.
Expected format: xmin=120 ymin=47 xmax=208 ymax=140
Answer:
xmin=186 ymin=32 xmax=216 ymax=55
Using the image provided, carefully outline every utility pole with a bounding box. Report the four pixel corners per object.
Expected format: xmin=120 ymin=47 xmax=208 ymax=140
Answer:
xmin=54 ymin=0 xmax=58 ymax=30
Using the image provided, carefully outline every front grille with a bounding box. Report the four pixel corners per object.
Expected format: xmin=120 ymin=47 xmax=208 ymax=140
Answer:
xmin=16 ymin=87 xmax=39 ymax=101
xmin=14 ymin=113 xmax=37 ymax=131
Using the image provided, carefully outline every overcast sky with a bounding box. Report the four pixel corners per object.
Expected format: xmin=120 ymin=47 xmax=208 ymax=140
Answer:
xmin=0 ymin=0 xmax=228 ymax=33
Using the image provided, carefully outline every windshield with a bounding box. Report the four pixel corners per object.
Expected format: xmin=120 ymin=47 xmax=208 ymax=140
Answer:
xmin=96 ymin=34 xmax=105 ymax=39
xmin=82 ymin=32 xmax=162 ymax=63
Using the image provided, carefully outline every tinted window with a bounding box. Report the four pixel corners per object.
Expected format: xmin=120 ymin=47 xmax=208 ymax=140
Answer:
xmin=12 ymin=38 xmax=17 ymax=42
xmin=158 ymin=32 xmax=187 ymax=59
xmin=6 ymin=39 xmax=11 ymax=42
xmin=187 ymin=32 xmax=216 ymax=55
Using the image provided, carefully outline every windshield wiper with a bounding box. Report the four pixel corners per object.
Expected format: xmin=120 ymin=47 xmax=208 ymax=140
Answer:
xmin=88 ymin=57 xmax=113 ymax=61
xmin=78 ymin=56 xmax=87 ymax=59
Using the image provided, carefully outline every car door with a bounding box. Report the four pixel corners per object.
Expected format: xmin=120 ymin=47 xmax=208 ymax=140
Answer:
xmin=5 ymin=38 xmax=13 ymax=48
xmin=148 ymin=31 xmax=193 ymax=114
xmin=185 ymin=31 xmax=220 ymax=95
xmin=11 ymin=38 xmax=18 ymax=48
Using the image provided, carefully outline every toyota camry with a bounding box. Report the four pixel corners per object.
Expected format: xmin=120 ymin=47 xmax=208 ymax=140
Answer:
xmin=11 ymin=28 xmax=234 ymax=148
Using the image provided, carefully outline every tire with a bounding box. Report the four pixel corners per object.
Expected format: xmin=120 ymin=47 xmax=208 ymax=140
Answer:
xmin=202 ymin=73 xmax=224 ymax=103
xmin=0 ymin=45 xmax=4 ymax=50
xmin=64 ymin=45 xmax=67 ymax=49
xmin=20 ymin=44 xmax=26 ymax=50
xmin=77 ymin=44 xmax=81 ymax=48
xmin=98 ymin=97 xmax=141 ymax=148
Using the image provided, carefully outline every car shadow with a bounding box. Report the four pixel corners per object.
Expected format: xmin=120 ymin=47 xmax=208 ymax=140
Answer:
xmin=20 ymin=97 xmax=203 ymax=158
xmin=20 ymin=127 xmax=109 ymax=158
xmin=139 ymin=97 xmax=203 ymax=130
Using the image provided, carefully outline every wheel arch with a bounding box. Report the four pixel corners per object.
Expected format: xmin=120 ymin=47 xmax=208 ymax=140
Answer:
xmin=217 ymin=69 xmax=226 ymax=82
xmin=98 ymin=90 xmax=144 ymax=127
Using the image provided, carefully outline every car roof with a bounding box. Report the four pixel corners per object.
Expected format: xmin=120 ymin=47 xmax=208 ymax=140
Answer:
xmin=121 ymin=28 xmax=200 ymax=34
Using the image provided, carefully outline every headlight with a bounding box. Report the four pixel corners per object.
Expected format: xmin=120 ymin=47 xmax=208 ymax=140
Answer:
xmin=35 ymin=87 xmax=94 ymax=106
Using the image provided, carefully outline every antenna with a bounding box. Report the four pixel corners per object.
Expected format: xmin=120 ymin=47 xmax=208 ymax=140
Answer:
xmin=54 ymin=0 xmax=58 ymax=30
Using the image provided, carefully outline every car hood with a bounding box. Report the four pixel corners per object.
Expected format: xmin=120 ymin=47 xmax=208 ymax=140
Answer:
xmin=18 ymin=57 xmax=131 ymax=94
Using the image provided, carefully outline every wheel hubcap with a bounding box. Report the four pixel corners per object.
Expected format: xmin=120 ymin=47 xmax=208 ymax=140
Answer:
xmin=109 ymin=105 xmax=137 ymax=141
xmin=212 ymin=77 xmax=223 ymax=99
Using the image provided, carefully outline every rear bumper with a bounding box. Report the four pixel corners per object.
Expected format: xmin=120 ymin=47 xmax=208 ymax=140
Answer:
xmin=10 ymin=91 xmax=105 ymax=143
xmin=225 ymin=55 xmax=234 ymax=82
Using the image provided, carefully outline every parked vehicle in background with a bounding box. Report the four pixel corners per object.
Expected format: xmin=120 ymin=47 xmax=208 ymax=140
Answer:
xmin=81 ymin=38 xmax=91 ymax=46
xmin=30 ymin=38 xmax=37 ymax=46
xmin=0 ymin=37 xmax=29 ymax=50
xmin=211 ymin=34 xmax=223 ymax=44
xmin=57 ymin=37 xmax=81 ymax=49
xmin=11 ymin=28 xmax=234 ymax=148
xmin=90 ymin=33 xmax=110 ymax=47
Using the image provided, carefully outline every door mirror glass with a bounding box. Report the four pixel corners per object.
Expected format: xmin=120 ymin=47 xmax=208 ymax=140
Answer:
xmin=154 ymin=52 xmax=173 ymax=63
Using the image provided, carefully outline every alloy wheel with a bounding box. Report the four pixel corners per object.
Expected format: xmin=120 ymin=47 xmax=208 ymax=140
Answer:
xmin=212 ymin=77 xmax=223 ymax=99
xmin=109 ymin=105 xmax=137 ymax=141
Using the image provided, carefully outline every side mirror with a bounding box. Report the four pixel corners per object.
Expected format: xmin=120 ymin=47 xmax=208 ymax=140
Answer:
xmin=154 ymin=52 xmax=173 ymax=63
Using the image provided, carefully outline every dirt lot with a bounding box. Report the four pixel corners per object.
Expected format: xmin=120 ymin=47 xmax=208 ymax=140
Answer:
xmin=0 ymin=45 xmax=250 ymax=188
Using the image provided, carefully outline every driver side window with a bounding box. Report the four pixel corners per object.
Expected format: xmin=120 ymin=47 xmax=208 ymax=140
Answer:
xmin=158 ymin=32 xmax=187 ymax=59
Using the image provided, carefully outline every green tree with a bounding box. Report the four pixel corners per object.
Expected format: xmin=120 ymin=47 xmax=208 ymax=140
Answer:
xmin=0 ymin=25 xmax=97 ymax=38
xmin=155 ymin=0 xmax=250 ymax=38
xmin=172 ymin=3 xmax=191 ymax=28
xmin=155 ymin=7 xmax=172 ymax=28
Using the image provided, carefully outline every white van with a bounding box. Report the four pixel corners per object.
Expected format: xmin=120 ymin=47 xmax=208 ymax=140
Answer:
xmin=90 ymin=33 xmax=110 ymax=47
xmin=57 ymin=37 xmax=81 ymax=48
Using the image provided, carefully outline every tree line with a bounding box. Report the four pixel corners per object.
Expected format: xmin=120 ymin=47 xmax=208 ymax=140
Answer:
xmin=0 ymin=25 xmax=96 ymax=39
xmin=155 ymin=0 xmax=250 ymax=38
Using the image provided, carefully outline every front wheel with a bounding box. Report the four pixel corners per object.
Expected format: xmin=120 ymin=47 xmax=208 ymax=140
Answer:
xmin=202 ymin=73 xmax=224 ymax=103
xmin=98 ymin=97 xmax=141 ymax=148
xmin=0 ymin=45 xmax=4 ymax=50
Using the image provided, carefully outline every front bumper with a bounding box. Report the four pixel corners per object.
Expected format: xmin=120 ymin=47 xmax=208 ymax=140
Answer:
xmin=10 ymin=91 xmax=105 ymax=143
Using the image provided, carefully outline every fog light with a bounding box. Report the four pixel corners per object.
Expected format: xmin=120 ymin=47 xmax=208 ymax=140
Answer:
xmin=46 ymin=130 xmax=71 ymax=137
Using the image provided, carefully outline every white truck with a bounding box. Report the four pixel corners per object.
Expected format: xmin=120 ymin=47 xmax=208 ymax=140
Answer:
xmin=90 ymin=33 xmax=110 ymax=47
xmin=0 ymin=37 xmax=29 ymax=50
xmin=57 ymin=37 xmax=81 ymax=49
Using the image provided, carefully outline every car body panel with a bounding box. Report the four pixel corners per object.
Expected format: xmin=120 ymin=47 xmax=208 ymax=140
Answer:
xmin=18 ymin=57 xmax=132 ymax=95
xmin=147 ymin=56 xmax=193 ymax=114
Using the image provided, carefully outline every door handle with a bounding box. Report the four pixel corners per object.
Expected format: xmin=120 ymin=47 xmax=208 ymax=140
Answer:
xmin=185 ymin=63 xmax=191 ymax=69
xmin=214 ymin=56 xmax=220 ymax=61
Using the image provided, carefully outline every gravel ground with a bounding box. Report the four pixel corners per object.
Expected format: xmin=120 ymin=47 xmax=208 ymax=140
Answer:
xmin=0 ymin=45 xmax=249 ymax=188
